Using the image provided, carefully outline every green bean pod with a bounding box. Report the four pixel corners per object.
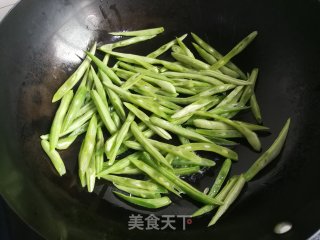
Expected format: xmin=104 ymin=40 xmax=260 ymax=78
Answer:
xmin=41 ymin=139 xmax=66 ymax=176
xmin=113 ymin=191 xmax=171 ymax=209
xmin=113 ymin=183 xmax=161 ymax=198
xmin=49 ymin=90 xmax=74 ymax=150
xmin=52 ymin=42 xmax=96 ymax=102
xmin=95 ymin=127 xmax=104 ymax=174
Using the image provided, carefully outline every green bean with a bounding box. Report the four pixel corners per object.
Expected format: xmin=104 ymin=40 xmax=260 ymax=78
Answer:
xmin=150 ymin=116 xmax=212 ymax=143
xmin=117 ymin=57 xmax=159 ymax=73
xmin=90 ymin=66 xmax=108 ymax=104
xmin=192 ymin=43 xmax=240 ymax=78
xmin=209 ymin=159 xmax=232 ymax=197
xmin=130 ymin=121 xmax=172 ymax=169
xmin=171 ymin=97 xmax=216 ymax=119
xmin=102 ymin=53 xmax=109 ymax=65
xmin=124 ymin=102 xmax=172 ymax=140
xmin=124 ymin=140 xmax=143 ymax=151
xmin=175 ymin=87 xmax=197 ymax=95
xmin=109 ymin=112 xmax=135 ymax=165
xmin=250 ymin=94 xmax=262 ymax=124
xmin=195 ymin=128 xmax=242 ymax=139
xmin=110 ymin=27 xmax=164 ymax=36
xmin=128 ymin=140 xmax=216 ymax=166
xmin=244 ymin=118 xmax=290 ymax=181
xmin=91 ymin=90 xmax=117 ymax=134
xmin=95 ymin=127 xmax=104 ymax=174
xmin=172 ymin=52 xmax=210 ymax=70
xmin=208 ymin=103 xmax=249 ymax=115
xmin=78 ymin=114 xmax=97 ymax=174
xmin=86 ymin=150 xmax=96 ymax=192
xmin=85 ymin=51 xmax=123 ymax=85
xmin=104 ymin=123 xmax=147 ymax=156
xmin=131 ymin=159 xmax=182 ymax=196
xmin=75 ymin=101 xmax=95 ymax=118
xmin=100 ymin=35 xmax=157 ymax=51
xmin=172 ymin=45 xmax=185 ymax=54
xmin=61 ymin=86 xmax=87 ymax=132
xmin=41 ymin=139 xmax=66 ymax=176
xmin=112 ymin=165 xmax=142 ymax=175
xmin=176 ymin=37 xmax=195 ymax=58
xmin=113 ymin=183 xmax=161 ymax=199
xmin=102 ymin=175 xmax=168 ymax=193
xmin=178 ymin=135 xmax=190 ymax=145
xmin=102 ymin=80 xmax=169 ymax=119
xmin=56 ymin=135 xmax=77 ymax=150
xmin=177 ymin=142 xmax=238 ymax=160
xmin=99 ymin=71 xmax=126 ymax=120
xmin=52 ymin=43 xmax=96 ymax=102
xmin=113 ymin=191 xmax=171 ymax=209
xmin=162 ymin=71 xmax=224 ymax=86
xmin=216 ymin=86 xmax=244 ymax=108
xmin=200 ymin=70 xmax=249 ymax=86
xmin=239 ymin=68 xmax=259 ymax=105
xmin=208 ymin=175 xmax=246 ymax=226
xmin=86 ymin=67 xmax=95 ymax=90
xmin=174 ymin=166 xmax=201 ymax=176
xmin=192 ymin=176 xmax=238 ymax=217
xmin=62 ymin=108 xmax=96 ymax=136
xmin=111 ymin=111 xmax=121 ymax=129
xmin=197 ymin=112 xmax=261 ymax=151
xmin=211 ymin=31 xmax=258 ymax=71
xmin=49 ymin=90 xmax=74 ymax=150
xmin=142 ymin=155 xmax=223 ymax=205
xmin=98 ymin=152 xmax=141 ymax=176
xmin=103 ymin=50 xmax=188 ymax=72
xmin=121 ymin=73 xmax=142 ymax=90
xmin=147 ymin=34 xmax=187 ymax=58
xmin=191 ymin=33 xmax=247 ymax=79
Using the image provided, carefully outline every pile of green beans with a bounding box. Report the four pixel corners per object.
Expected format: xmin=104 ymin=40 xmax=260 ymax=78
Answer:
xmin=40 ymin=27 xmax=290 ymax=227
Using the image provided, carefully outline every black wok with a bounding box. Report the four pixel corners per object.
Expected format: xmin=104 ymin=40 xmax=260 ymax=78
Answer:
xmin=0 ymin=0 xmax=320 ymax=239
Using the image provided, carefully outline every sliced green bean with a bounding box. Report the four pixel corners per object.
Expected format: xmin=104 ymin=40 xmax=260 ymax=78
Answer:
xmin=191 ymin=33 xmax=246 ymax=79
xmin=211 ymin=31 xmax=258 ymax=70
xmin=85 ymin=51 xmax=123 ymax=85
xmin=95 ymin=127 xmax=104 ymax=174
xmin=113 ymin=183 xmax=161 ymax=199
xmin=131 ymin=159 xmax=182 ymax=196
xmin=192 ymin=176 xmax=238 ymax=217
xmin=100 ymin=71 xmax=126 ymax=120
xmin=109 ymin=112 xmax=135 ymax=165
xmin=200 ymin=70 xmax=249 ymax=85
xmin=141 ymin=155 xmax=223 ymax=205
xmin=171 ymin=97 xmax=216 ymax=119
xmin=150 ymin=116 xmax=212 ymax=143
xmin=197 ymin=112 xmax=261 ymax=151
xmin=117 ymin=57 xmax=159 ymax=73
xmin=209 ymin=159 xmax=232 ymax=197
xmin=78 ymin=114 xmax=97 ymax=174
xmin=174 ymin=166 xmax=201 ymax=176
xmin=192 ymin=43 xmax=240 ymax=78
xmin=130 ymin=121 xmax=172 ymax=169
xmin=250 ymin=94 xmax=262 ymax=124
xmin=124 ymin=102 xmax=172 ymax=140
xmin=208 ymin=175 xmax=246 ymax=226
xmin=102 ymin=80 xmax=169 ymax=119
xmin=239 ymin=68 xmax=259 ymax=105
xmin=216 ymin=86 xmax=244 ymax=108
xmin=56 ymin=135 xmax=77 ymax=150
xmin=86 ymin=150 xmax=96 ymax=192
xmin=75 ymin=101 xmax=95 ymax=118
xmin=147 ymin=34 xmax=187 ymax=58
xmin=52 ymin=42 xmax=96 ymax=102
xmin=110 ymin=27 xmax=164 ymax=36
xmin=176 ymin=37 xmax=195 ymax=58
xmin=49 ymin=90 xmax=74 ymax=150
xmin=121 ymin=73 xmax=142 ymax=90
xmin=102 ymin=175 xmax=168 ymax=193
xmin=61 ymin=86 xmax=87 ymax=132
xmin=100 ymin=35 xmax=156 ymax=51
xmin=244 ymin=118 xmax=290 ymax=181
xmin=41 ymin=139 xmax=66 ymax=176
xmin=91 ymin=66 xmax=108 ymax=104
xmin=111 ymin=111 xmax=121 ymax=129
xmin=114 ymin=191 xmax=171 ymax=209
xmin=91 ymin=90 xmax=117 ymax=134
xmin=195 ymin=129 xmax=242 ymax=139
xmin=172 ymin=52 xmax=210 ymax=70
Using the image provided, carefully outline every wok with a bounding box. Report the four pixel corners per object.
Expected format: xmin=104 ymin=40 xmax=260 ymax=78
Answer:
xmin=0 ymin=0 xmax=320 ymax=239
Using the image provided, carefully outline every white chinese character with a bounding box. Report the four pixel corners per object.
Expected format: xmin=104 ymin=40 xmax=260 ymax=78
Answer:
xmin=161 ymin=215 xmax=176 ymax=230
xmin=128 ymin=214 xmax=144 ymax=230
xmin=177 ymin=215 xmax=191 ymax=230
xmin=145 ymin=214 xmax=160 ymax=230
